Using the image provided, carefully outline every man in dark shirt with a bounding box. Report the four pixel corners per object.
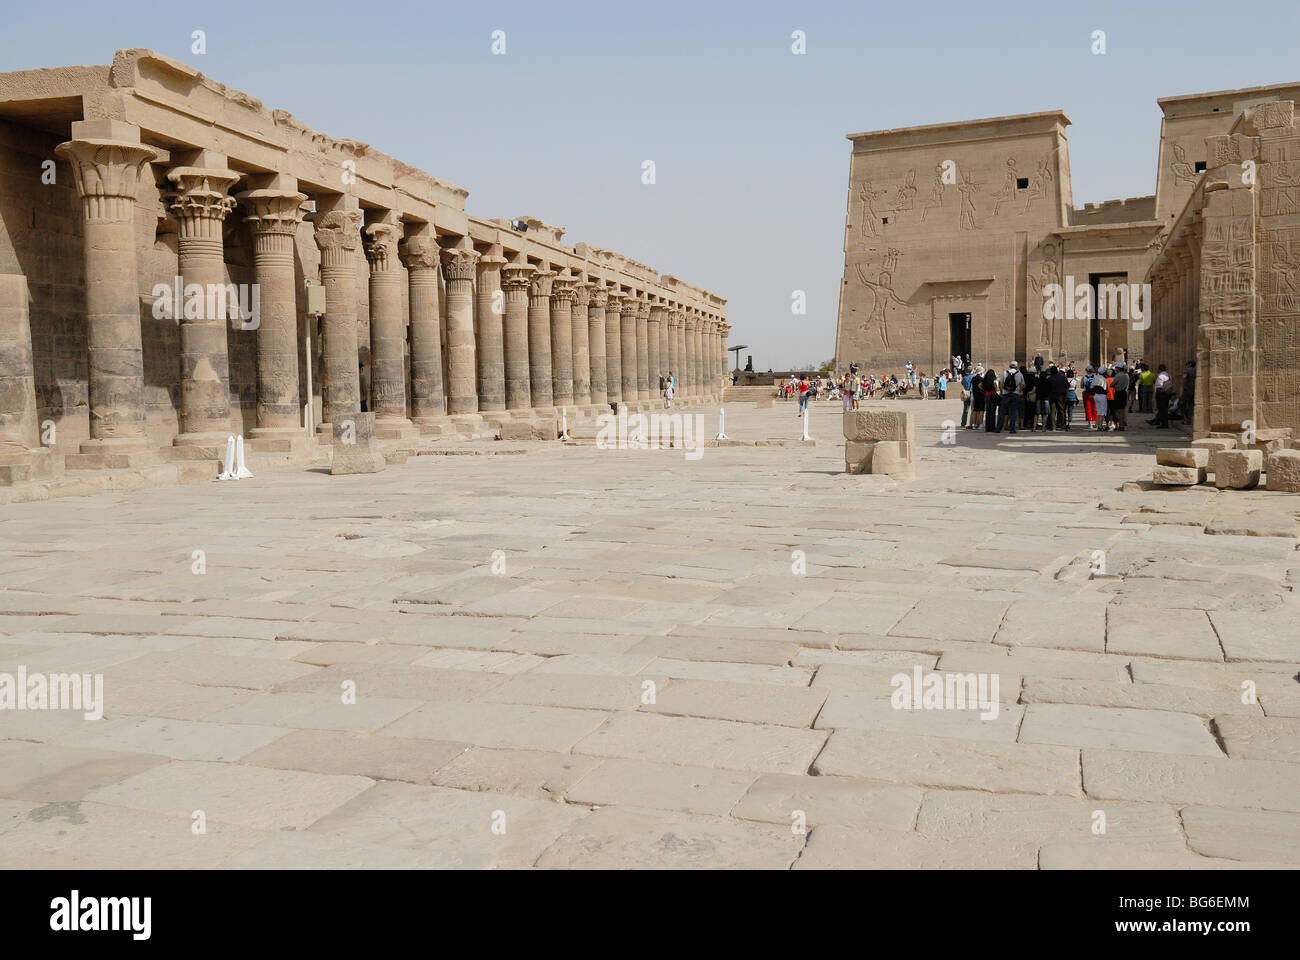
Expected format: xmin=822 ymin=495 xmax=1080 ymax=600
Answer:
xmin=1048 ymin=364 xmax=1069 ymax=431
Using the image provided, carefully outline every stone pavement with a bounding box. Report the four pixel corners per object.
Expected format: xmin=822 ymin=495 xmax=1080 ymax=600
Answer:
xmin=1 ymin=397 xmax=1297 ymax=869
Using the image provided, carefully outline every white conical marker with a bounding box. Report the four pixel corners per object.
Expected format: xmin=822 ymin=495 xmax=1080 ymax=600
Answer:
xmin=234 ymin=435 xmax=254 ymax=479
xmin=715 ymin=406 xmax=729 ymax=441
xmin=559 ymin=407 xmax=571 ymax=441
xmin=802 ymin=402 xmax=812 ymax=442
xmin=218 ymin=435 xmax=237 ymax=480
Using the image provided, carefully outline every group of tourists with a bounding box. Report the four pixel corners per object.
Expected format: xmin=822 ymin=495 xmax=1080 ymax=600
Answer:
xmin=957 ymin=355 xmax=1196 ymax=433
xmin=779 ymin=353 xmax=1198 ymax=433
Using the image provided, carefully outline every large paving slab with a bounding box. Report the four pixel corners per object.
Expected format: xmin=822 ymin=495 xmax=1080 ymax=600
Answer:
xmin=3 ymin=399 xmax=1296 ymax=868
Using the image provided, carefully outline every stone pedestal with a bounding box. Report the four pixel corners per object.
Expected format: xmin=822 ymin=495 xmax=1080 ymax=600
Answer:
xmin=400 ymin=233 xmax=445 ymax=422
xmin=168 ymin=160 xmax=239 ymax=446
xmin=476 ymin=247 xmax=507 ymax=412
xmin=240 ymin=185 xmax=307 ymax=440
xmin=844 ymin=410 xmax=916 ymax=478
xmin=441 ymin=241 xmax=480 ymax=415
xmin=502 ymin=259 xmax=535 ymax=411
xmin=587 ymin=285 xmax=608 ymax=407
xmin=528 ymin=269 xmax=555 ymax=412
xmin=55 ymin=122 xmax=157 ymax=453
xmin=330 ymin=412 xmax=386 ymax=475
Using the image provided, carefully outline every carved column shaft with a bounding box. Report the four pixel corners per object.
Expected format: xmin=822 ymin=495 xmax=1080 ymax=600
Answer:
xmin=685 ymin=315 xmax=699 ymax=397
xmin=528 ymin=270 xmax=555 ymax=409
xmin=502 ymin=262 xmax=535 ymax=410
xmin=588 ymin=287 xmax=608 ymax=406
xmin=365 ymin=218 xmax=410 ymax=425
xmin=550 ymin=275 xmax=575 ymax=406
xmin=647 ymin=305 xmax=663 ymax=396
xmin=400 ymin=235 xmax=444 ymax=420
xmin=605 ymin=293 xmax=624 ymax=403
xmin=241 ymin=190 xmax=305 ymax=431
xmin=54 ymin=132 xmax=156 ymax=448
xmin=169 ymin=165 xmax=238 ymax=442
xmin=441 ymin=246 xmax=480 ymax=415
xmin=667 ymin=312 xmax=681 ymax=393
xmin=571 ymin=283 xmax=591 ymax=404
xmin=475 ymin=252 xmax=507 ymax=412
xmin=313 ymin=208 xmax=364 ymax=428
xmin=620 ymin=295 xmax=638 ymax=404
xmin=634 ymin=298 xmax=650 ymax=400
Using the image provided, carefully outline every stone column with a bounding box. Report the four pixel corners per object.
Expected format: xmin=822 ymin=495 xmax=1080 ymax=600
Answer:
xmin=571 ymin=281 xmax=591 ymax=405
xmin=528 ymin=267 xmax=555 ymax=412
xmin=635 ymin=296 xmax=650 ymax=401
xmin=620 ymin=291 xmax=638 ymax=405
xmin=312 ymin=202 xmax=364 ymax=431
xmin=683 ymin=315 xmax=697 ymax=398
xmin=475 ymin=245 xmax=507 ymax=413
xmin=667 ymin=310 xmax=681 ymax=392
xmin=705 ymin=319 xmax=717 ymax=396
xmin=502 ymin=258 xmax=535 ymax=411
xmin=364 ymin=213 xmax=416 ymax=438
xmin=694 ymin=312 xmax=706 ymax=397
xmin=0 ymin=274 xmax=39 ymax=470
xmin=239 ymin=183 xmax=306 ymax=441
xmin=605 ymin=291 xmax=625 ymax=404
xmin=168 ymin=157 xmax=239 ymax=448
xmin=647 ymin=301 xmax=663 ymax=398
xmin=440 ymin=239 xmax=480 ymax=416
xmin=54 ymin=121 xmax=156 ymax=455
xmin=588 ymin=284 xmax=608 ymax=406
xmin=399 ymin=232 xmax=445 ymax=422
xmin=550 ymin=271 xmax=576 ymax=407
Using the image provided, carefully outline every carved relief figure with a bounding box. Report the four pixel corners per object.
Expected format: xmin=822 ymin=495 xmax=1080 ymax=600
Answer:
xmin=920 ymin=163 xmax=945 ymax=223
xmin=957 ymin=167 xmax=982 ymax=231
xmin=893 ymin=168 xmax=918 ymax=216
xmin=992 ymin=157 xmax=1019 ymax=216
xmin=853 ymin=248 xmax=908 ymax=347
xmin=1022 ymin=154 xmax=1054 ymax=213
xmin=859 ymin=181 xmax=889 ymax=238
xmin=1272 ymin=164 xmax=1300 ymax=215
xmin=1170 ymin=142 xmax=1197 ymax=185
xmin=1027 ymin=241 xmax=1063 ymax=345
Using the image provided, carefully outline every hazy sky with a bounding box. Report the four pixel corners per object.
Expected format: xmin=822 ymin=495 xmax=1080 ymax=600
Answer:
xmin=3 ymin=0 xmax=1296 ymax=368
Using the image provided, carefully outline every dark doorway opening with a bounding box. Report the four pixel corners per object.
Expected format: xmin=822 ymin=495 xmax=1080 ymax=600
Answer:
xmin=949 ymin=312 xmax=971 ymax=363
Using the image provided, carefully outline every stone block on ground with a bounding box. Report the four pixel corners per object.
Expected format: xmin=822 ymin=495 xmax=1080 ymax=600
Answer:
xmin=1156 ymin=447 xmax=1209 ymax=468
xmin=1213 ymin=449 xmax=1262 ymax=489
xmin=496 ymin=420 xmax=532 ymax=442
xmin=1265 ymin=449 xmax=1300 ymax=492
xmin=1191 ymin=437 xmax=1235 ymax=454
xmin=845 ymin=440 xmax=875 ymax=474
xmin=843 ymin=410 xmax=914 ymax=443
xmin=1151 ymin=464 xmax=1205 ymax=486
xmin=330 ymin=413 xmax=386 ymax=475
xmin=870 ymin=440 xmax=915 ymax=479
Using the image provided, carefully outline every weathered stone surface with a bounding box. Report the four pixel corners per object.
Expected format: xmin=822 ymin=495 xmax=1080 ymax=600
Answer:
xmin=915 ymin=791 xmax=1183 ymax=849
xmin=1018 ymin=703 xmax=1221 ymax=755
xmin=1213 ymin=449 xmax=1262 ymax=489
xmin=1266 ymin=448 xmax=1300 ymax=492
xmin=1182 ymin=805 xmax=1300 ymax=864
xmin=1191 ymin=437 xmax=1235 ymax=454
xmin=1152 ymin=464 xmax=1205 ymax=485
xmin=795 ymin=824 xmax=1037 ymax=869
xmin=1082 ymin=748 xmax=1300 ymax=811
xmin=843 ymin=410 xmax=914 ymax=443
xmin=574 ymin=713 xmax=826 ymax=774
xmin=1156 ymin=447 xmax=1210 ymax=468
xmin=565 ymin=759 xmax=756 ymax=816
xmin=241 ymin=729 xmax=469 ymax=783
xmin=813 ymin=729 xmax=1080 ymax=795
xmin=534 ymin=805 xmax=801 ymax=869
xmin=731 ymin=772 xmax=921 ymax=830
xmin=869 ymin=440 xmax=915 ymax=479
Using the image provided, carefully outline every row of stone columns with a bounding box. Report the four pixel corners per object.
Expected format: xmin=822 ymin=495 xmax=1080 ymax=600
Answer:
xmin=44 ymin=119 xmax=728 ymax=464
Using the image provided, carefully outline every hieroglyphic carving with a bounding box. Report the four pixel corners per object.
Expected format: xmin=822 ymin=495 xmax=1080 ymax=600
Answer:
xmin=1259 ymin=224 xmax=1300 ymax=316
xmin=852 ymin=248 xmax=907 ymax=347
xmin=920 ymin=163 xmax=945 ymax=223
xmin=892 ymin=169 xmax=917 ymax=217
xmin=1022 ymin=154 xmax=1054 ymax=213
xmin=1027 ymin=240 xmax=1063 ymax=345
xmin=957 ymin=166 xmax=983 ymax=231
xmin=1169 ymin=141 xmax=1197 ymax=185
xmin=858 ymin=180 xmax=888 ymax=237
xmin=992 ymin=157 xmax=1019 ymax=216
xmin=1262 ymin=159 xmax=1300 ymax=217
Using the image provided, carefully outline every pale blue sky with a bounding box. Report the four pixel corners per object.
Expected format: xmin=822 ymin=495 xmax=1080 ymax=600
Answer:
xmin=3 ymin=0 xmax=1295 ymax=368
